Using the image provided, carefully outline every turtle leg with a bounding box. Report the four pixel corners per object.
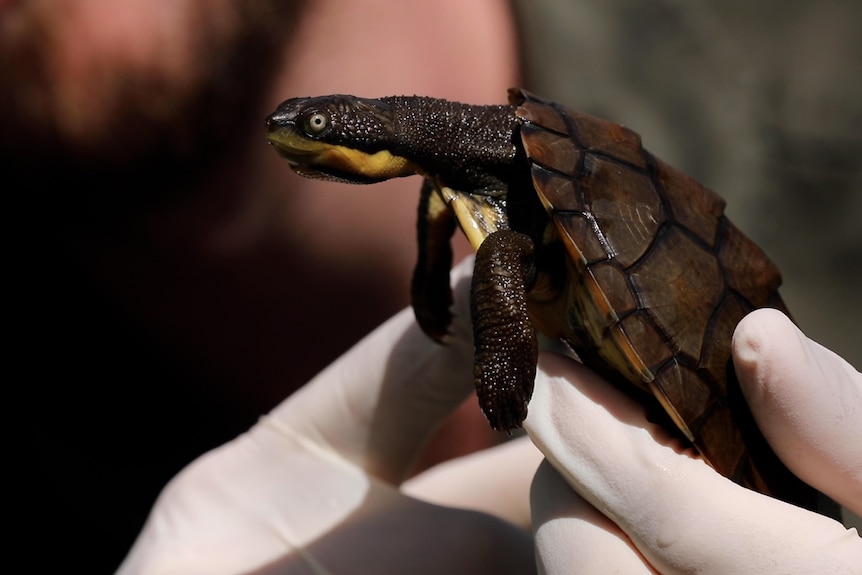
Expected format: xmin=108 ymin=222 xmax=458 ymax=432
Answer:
xmin=411 ymin=179 xmax=457 ymax=342
xmin=471 ymin=229 xmax=538 ymax=432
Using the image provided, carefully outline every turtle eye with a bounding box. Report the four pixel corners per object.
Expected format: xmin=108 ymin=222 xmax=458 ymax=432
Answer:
xmin=303 ymin=112 xmax=330 ymax=136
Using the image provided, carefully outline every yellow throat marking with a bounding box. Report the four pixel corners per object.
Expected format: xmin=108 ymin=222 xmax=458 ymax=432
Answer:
xmin=269 ymin=130 xmax=418 ymax=179
xmin=315 ymin=145 xmax=417 ymax=179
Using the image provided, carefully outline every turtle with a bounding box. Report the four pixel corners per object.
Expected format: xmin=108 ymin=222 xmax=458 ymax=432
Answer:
xmin=265 ymin=88 xmax=836 ymax=516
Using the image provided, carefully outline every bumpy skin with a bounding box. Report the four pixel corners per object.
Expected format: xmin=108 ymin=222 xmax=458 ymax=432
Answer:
xmin=471 ymin=230 xmax=539 ymax=432
xmin=264 ymin=90 xmax=835 ymax=516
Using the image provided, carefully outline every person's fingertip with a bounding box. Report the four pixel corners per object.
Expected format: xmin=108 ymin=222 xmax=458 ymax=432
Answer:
xmin=733 ymin=308 xmax=777 ymax=357
xmin=733 ymin=308 xmax=799 ymax=378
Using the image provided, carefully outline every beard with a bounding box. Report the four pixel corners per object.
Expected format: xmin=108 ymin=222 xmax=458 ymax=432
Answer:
xmin=0 ymin=0 xmax=298 ymax=202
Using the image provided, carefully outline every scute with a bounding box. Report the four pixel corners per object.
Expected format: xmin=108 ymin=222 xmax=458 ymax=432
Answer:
xmin=698 ymin=294 xmax=749 ymax=394
xmin=688 ymin=392 xmax=746 ymax=478
xmin=589 ymin=263 xmax=637 ymax=315
xmin=520 ymin=125 xmax=580 ymax=177
xmin=629 ymin=226 xmax=725 ymax=364
xmin=552 ymin=211 xmax=608 ymax=263
xmin=718 ymin=220 xmax=784 ymax=307
xmin=577 ymin=154 xmax=664 ymax=267
xmin=618 ymin=312 xmax=674 ymax=373
xmin=512 ymin=90 xmax=570 ymax=135
xmin=655 ymin=159 xmax=725 ymax=246
xmin=567 ymin=109 xmax=647 ymax=170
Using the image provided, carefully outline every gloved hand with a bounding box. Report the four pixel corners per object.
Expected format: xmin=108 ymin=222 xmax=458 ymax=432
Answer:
xmin=117 ymin=257 xmax=538 ymax=575
xmin=118 ymin=249 xmax=862 ymax=574
xmin=526 ymin=308 xmax=862 ymax=574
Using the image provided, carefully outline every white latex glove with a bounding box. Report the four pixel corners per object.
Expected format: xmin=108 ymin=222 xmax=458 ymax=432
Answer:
xmin=118 ymin=257 xmax=537 ymax=575
xmin=526 ymin=308 xmax=862 ymax=574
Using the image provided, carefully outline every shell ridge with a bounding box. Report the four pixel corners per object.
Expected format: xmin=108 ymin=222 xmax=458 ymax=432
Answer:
xmin=712 ymin=215 xmax=784 ymax=309
xmin=553 ymin=102 xmax=589 ymax=150
xmin=586 ymin=149 xmax=651 ymax=176
xmin=615 ymin=220 xmax=671 ymax=274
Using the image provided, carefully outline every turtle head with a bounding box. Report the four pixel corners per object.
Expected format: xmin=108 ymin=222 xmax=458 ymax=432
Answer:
xmin=265 ymin=95 xmax=420 ymax=184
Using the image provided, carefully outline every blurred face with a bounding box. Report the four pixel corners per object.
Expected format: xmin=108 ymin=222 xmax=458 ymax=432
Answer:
xmin=0 ymin=0 xmax=296 ymax=175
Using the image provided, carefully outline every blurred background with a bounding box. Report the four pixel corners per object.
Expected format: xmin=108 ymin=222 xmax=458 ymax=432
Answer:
xmin=4 ymin=0 xmax=858 ymax=570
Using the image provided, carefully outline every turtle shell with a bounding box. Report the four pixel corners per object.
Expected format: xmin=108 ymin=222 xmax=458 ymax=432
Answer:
xmin=509 ymin=90 xmax=818 ymax=504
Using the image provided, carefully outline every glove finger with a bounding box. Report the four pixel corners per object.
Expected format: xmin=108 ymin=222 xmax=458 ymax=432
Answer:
xmin=267 ymin=256 xmax=476 ymax=484
xmin=732 ymin=308 xmax=862 ymax=515
xmin=531 ymin=459 xmax=656 ymax=574
xmin=525 ymin=352 xmax=861 ymax=574
xmin=123 ymin=427 xmax=535 ymax=575
xmin=403 ymin=435 xmax=542 ymax=529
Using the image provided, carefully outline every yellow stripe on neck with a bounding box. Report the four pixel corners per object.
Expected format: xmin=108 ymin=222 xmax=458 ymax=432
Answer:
xmin=317 ymin=145 xmax=418 ymax=179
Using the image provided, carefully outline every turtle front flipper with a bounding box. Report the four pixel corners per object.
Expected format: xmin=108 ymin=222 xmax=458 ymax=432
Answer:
xmin=471 ymin=230 xmax=539 ymax=432
xmin=411 ymin=179 xmax=457 ymax=342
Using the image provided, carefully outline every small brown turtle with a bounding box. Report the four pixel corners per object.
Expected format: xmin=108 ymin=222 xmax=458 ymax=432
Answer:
xmin=265 ymin=88 xmax=835 ymax=516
